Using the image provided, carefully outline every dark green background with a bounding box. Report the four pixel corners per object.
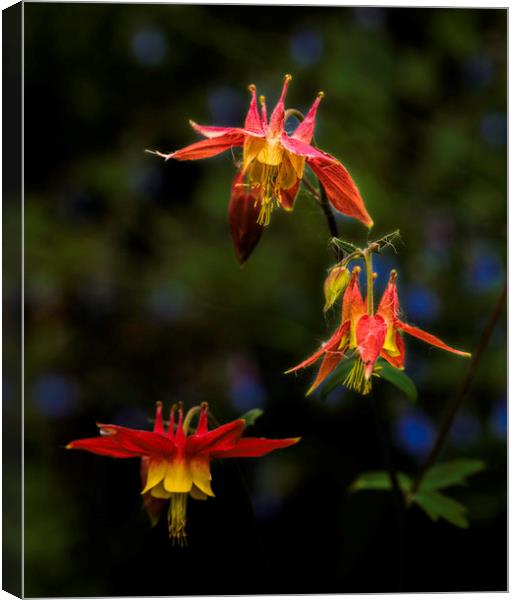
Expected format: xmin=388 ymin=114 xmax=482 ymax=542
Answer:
xmin=18 ymin=4 xmax=506 ymax=595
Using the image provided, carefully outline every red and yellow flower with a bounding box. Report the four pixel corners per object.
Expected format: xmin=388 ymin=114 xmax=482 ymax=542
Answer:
xmin=148 ymin=75 xmax=373 ymax=230
xmin=287 ymin=268 xmax=471 ymax=395
xmin=67 ymin=402 xmax=299 ymax=544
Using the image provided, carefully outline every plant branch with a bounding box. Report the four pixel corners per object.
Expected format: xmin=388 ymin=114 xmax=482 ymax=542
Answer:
xmin=409 ymin=281 xmax=507 ymax=498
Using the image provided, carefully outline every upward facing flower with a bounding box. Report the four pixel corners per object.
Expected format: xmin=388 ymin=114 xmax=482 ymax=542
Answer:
xmin=287 ymin=269 xmax=470 ymax=395
xmin=67 ymin=402 xmax=299 ymax=545
xmin=148 ymin=75 xmax=373 ymax=231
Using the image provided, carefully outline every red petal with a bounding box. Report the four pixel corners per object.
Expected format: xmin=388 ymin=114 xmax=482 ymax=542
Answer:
xmin=376 ymin=271 xmax=399 ymax=323
xmin=397 ymin=321 xmax=471 ymax=357
xmin=291 ymin=92 xmax=324 ymax=144
xmin=228 ymin=171 xmax=264 ymax=264
xmin=280 ymin=135 xmax=329 ymax=159
xmin=279 ymin=180 xmax=300 ymax=211
xmin=356 ymin=315 xmax=387 ymax=378
xmin=189 ymin=122 xmax=262 ymax=139
xmin=285 ymin=322 xmax=348 ymax=374
xmin=170 ymin=133 xmax=245 ymax=161
xmin=66 ymin=436 xmax=143 ymax=458
xmin=210 ymin=436 xmax=300 ymax=459
xmin=342 ymin=270 xmax=365 ymax=323
xmin=95 ymin=424 xmax=176 ymax=457
xmin=306 ymin=350 xmax=344 ymax=396
xmin=268 ymin=74 xmax=292 ymax=137
xmin=380 ymin=331 xmax=405 ymax=369
xmin=187 ymin=419 xmax=245 ymax=455
xmin=196 ymin=405 xmax=209 ymax=435
xmin=307 ymin=156 xmax=373 ymax=228
xmin=244 ymin=84 xmax=266 ymax=133
xmin=153 ymin=402 xmax=164 ymax=435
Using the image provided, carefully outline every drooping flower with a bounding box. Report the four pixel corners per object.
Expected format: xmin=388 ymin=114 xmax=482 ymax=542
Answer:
xmin=148 ymin=75 xmax=373 ymax=231
xmin=67 ymin=402 xmax=299 ymax=545
xmin=286 ymin=269 xmax=471 ymax=395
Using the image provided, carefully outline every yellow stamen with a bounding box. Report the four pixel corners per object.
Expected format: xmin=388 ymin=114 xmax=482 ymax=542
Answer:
xmin=168 ymin=493 xmax=188 ymax=546
xmin=344 ymin=359 xmax=372 ymax=395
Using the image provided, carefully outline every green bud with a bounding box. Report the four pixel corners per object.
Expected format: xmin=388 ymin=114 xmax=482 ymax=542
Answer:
xmin=323 ymin=265 xmax=350 ymax=312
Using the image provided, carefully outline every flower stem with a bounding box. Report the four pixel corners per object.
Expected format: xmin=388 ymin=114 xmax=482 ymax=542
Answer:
xmin=312 ymin=171 xmax=405 ymax=589
xmin=409 ymin=281 xmax=507 ymax=498
xmin=363 ymin=249 xmax=374 ymax=314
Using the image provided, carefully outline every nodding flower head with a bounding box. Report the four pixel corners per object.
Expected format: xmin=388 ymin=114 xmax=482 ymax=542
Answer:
xmin=146 ymin=75 xmax=373 ymax=261
xmin=67 ymin=402 xmax=300 ymax=545
xmin=287 ymin=270 xmax=470 ymax=396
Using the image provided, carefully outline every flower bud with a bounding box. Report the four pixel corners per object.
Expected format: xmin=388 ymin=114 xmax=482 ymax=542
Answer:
xmin=323 ymin=265 xmax=350 ymax=312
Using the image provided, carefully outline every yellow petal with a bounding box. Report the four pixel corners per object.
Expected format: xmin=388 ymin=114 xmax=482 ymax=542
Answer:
xmin=164 ymin=458 xmax=193 ymax=493
xmin=288 ymin=152 xmax=305 ymax=179
xmin=150 ymin=481 xmax=172 ymax=499
xmin=141 ymin=459 xmax=168 ymax=494
xmin=277 ymin=155 xmax=298 ymax=190
xmin=243 ymin=137 xmax=265 ymax=172
xmin=190 ymin=457 xmax=215 ymax=497
xmin=382 ymin=325 xmax=400 ymax=356
xmin=189 ymin=485 xmax=208 ymax=501
xmin=257 ymin=140 xmax=283 ymax=165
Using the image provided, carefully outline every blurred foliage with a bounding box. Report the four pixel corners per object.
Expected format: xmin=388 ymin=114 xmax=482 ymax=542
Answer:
xmin=15 ymin=4 xmax=506 ymax=595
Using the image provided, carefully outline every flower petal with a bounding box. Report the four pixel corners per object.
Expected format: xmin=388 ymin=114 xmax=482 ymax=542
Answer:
xmin=141 ymin=460 xmax=167 ymax=527
xmin=268 ymin=74 xmax=292 ymax=137
xmin=306 ymin=350 xmax=345 ymax=396
xmin=307 ymin=156 xmax=373 ymax=228
xmin=189 ymin=122 xmax=262 ymax=139
xmin=186 ymin=419 xmax=245 ymax=455
xmin=244 ymin=84 xmax=266 ymax=133
xmin=190 ymin=456 xmax=215 ymax=497
xmin=228 ymin=171 xmax=264 ymax=264
xmin=210 ymin=436 xmax=300 ymax=459
xmin=285 ymin=322 xmax=348 ymax=374
xmin=164 ymin=457 xmax=193 ymax=493
xmin=150 ymin=481 xmax=172 ymax=499
xmin=189 ymin=485 xmax=208 ymax=501
xmin=280 ymin=180 xmax=300 ymax=211
xmin=153 ymin=402 xmax=164 ymax=435
xmin=380 ymin=331 xmax=405 ymax=369
xmin=95 ymin=424 xmax=176 ymax=457
xmin=141 ymin=458 xmax=168 ymax=494
xmin=376 ymin=271 xmax=399 ymax=324
xmin=397 ymin=321 xmax=471 ymax=357
xmin=280 ymin=135 xmax=329 ymax=160
xmin=66 ymin=436 xmax=143 ymax=458
xmin=356 ymin=314 xmax=387 ymax=378
xmin=292 ymin=92 xmax=324 ymax=144
xmin=167 ymin=132 xmax=245 ymax=161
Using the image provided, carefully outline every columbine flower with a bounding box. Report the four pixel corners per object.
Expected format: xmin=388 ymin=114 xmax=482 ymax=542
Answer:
xmin=148 ymin=74 xmax=373 ymax=230
xmin=67 ymin=402 xmax=299 ymax=545
xmin=286 ymin=269 xmax=470 ymax=395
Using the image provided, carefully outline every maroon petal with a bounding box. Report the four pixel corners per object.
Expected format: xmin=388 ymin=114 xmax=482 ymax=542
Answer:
xmin=228 ymin=171 xmax=264 ymax=264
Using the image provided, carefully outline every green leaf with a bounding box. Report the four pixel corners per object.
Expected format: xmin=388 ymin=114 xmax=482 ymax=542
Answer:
xmin=414 ymin=490 xmax=469 ymax=528
xmin=420 ymin=459 xmax=486 ymax=491
xmin=239 ymin=408 xmax=264 ymax=429
xmin=350 ymin=470 xmax=412 ymax=493
xmin=376 ymin=358 xmax=418 ymax=402
xmin=320 ymin=359 xmax=355 ymax=399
